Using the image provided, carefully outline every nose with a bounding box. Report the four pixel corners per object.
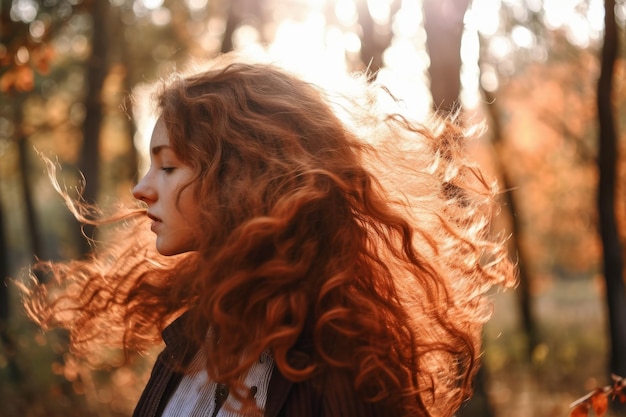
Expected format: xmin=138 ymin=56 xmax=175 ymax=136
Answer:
xmin=132 ymin=174 xmax=156 ymax=203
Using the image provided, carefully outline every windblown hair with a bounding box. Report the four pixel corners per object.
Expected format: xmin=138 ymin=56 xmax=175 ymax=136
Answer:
xmin=23 ymin=55 xmax=516 ymax=416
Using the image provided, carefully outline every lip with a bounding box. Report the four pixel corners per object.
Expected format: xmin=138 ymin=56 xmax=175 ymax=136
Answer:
xmin=146 ymin=212 xmax=161 ymax=222
xmin=150 ymin=221 xmax=160 ymax=233
xmin=147 ymin=212 xmax=162 ymax=233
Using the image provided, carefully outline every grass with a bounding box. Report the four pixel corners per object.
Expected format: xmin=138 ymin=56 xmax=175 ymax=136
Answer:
xmin=484 ymin=276 xmax=616 ymax=417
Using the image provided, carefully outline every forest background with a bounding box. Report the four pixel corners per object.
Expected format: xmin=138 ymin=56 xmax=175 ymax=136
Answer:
xmin=1 ymin=0 xmax=625 ymax=416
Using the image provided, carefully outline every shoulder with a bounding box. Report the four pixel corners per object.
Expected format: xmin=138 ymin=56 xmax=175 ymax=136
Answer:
xmin=269 ymin=365 xmax=398 ymax=417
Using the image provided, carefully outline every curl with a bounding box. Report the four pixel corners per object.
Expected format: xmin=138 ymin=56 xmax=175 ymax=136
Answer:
xmin=22 ymin=55 xmax=516 ymax=416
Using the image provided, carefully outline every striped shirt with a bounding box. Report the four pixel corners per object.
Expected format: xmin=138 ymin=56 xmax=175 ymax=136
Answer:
xmin=161 ymin=348 xmax=274 ymax=417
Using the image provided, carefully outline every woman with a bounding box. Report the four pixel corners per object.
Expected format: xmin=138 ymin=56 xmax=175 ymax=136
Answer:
xmin=24 ymin=55 xmax=516 ymax=417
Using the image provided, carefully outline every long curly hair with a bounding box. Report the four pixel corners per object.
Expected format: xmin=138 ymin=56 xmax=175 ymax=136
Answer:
xmin=23 ymin=55 xmax=516 ymax=416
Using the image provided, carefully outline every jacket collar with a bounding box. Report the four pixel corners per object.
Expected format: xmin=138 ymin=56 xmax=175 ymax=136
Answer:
xmin=161 ymin=313 xmax=199 ymax=367
xmin=160 ymin=312 xmax=298 ymax=417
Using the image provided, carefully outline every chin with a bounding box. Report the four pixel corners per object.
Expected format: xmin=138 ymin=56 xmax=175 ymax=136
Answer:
xmin=157 ymin=248 xmax=186 ymax=256
xmin=156 ymin=241 xmax=197 ymax=256
xmin=156 ymin=247 xmax=177 ymax=256
xmin=156 ymin=242 xmax=181 ymax=256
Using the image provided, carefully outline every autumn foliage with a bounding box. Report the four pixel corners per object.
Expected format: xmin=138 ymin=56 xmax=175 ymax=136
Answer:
xmin=0 ymin=46 xmax=54 ymax=93
xmin=0 ymin=34 xmax=54 ymax=93
xmin=570 ymin=375 xmax=626 ymax=417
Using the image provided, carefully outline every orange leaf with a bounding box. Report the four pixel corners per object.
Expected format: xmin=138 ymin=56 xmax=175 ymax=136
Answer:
xmin=570 ymin=403 xmax=589 ymax=417
xmin=15 ymin=65 xmax=34 ymax=92
xmin=591 ymin=391 xmax=608 ymax=416
xmin=0 ymin=70 xmax=16 ymax=93
xmin=32 ymin=45 xmax=55 ymax=74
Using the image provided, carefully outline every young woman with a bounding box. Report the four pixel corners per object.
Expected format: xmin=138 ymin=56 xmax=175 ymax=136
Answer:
xmin=24 ymin=55 xmax=516 ymax=417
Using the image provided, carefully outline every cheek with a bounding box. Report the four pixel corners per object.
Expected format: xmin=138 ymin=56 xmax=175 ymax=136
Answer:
xmin=179 ymin=188 xmax=202 ymax=225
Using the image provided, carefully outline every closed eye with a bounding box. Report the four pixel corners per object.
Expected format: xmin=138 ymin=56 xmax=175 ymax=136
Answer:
xmin=161 ymin=167 xmax=175 ymax=173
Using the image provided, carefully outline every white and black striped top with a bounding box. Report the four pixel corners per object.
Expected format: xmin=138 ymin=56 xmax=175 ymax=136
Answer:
xmin=162 ymin=348 xmax=274 ymax=417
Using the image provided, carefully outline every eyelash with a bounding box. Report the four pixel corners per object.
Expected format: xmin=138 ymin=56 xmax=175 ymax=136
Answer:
xmin=161 ymin=167 xmax=175 ymax=173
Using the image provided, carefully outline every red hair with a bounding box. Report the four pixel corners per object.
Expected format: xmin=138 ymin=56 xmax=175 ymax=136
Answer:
xmin=23 ymin=56 xmax=516 ymax=416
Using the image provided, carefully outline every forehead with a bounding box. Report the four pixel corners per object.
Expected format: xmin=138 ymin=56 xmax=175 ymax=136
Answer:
xmin=150 ymin=118 xmax=170 ymax=149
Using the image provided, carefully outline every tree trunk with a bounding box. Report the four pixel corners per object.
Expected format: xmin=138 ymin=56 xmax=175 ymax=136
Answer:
xmin=0 ymin=194 xmax=21 ymax=383
xmin=354 ymin=0 xmax=400 ymax=78
xmin=220 ymin=0 xmax=241 ymax=53
xmin=597 ymin=0 xmax=626 ymax=381
xmin=17 ymin=119 xmax=44 ymax=277
xmin=0 ymin=198 xmax=8 ymax=322
xmin=422 ymin=2 xmax=494 ymax=415
xmin=355 ymin=0 xmax=382 ymax=76
xmin=77 ymin=0 xmax=110 ymax=255
xmin=481 ymin=88 xmax=538 ymax=359
xmin=220 ymin=0 xmax=266 ymax=54
xmin=115 ymin=6 xmax=139 ymax=184
xmin=423 ymin=0 xmax=470 ymax=114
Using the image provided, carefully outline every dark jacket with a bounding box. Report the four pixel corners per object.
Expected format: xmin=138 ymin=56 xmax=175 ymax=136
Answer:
xmin=132 ymin=315 xmax=391 ymax=417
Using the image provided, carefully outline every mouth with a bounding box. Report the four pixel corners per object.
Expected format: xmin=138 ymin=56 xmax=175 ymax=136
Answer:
xmin=146 ymin=213 xmax=162 ymax=233
xmin=146 ymin=212 xmax=161 ymax=223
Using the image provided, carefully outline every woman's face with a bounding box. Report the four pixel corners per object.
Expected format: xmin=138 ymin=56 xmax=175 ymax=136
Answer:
xmin=132 ymin=118 xmax=201 ymax=256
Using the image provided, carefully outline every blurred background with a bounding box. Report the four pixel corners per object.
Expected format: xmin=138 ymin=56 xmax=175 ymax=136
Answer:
xmin=1 ymin=0 xmax=625 ymax=416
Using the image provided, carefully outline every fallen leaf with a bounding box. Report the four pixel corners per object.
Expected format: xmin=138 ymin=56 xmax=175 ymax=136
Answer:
xmin=590 ymin=391 xmax=608 ymax=416
xmin=570 ymin=403 xmax=589 ymax=417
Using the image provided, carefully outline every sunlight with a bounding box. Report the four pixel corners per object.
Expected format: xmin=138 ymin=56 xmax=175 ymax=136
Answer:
xmin=367 ymin=0 xmax=393 ymax=25
xmin=267 ymin=8 xmax=348 ymax=80
xmin=334 ymin=0 xmax=357 ymax=26
xmin=140 ymin=0 xmax=164 ymax=10
xmin=10 ymin=0 xmax=39 ymax=23
xmin=463 ymin=3 xmax=503 ymax=106
xmin=543 ymin=1 xmax=572 ymax=29
xmin=264 ymin=0 xmax=431 ymax=115
xmin=233 ymin=24 xmax=262 ymax=50
xmin=511 ymin=25 xmax=535 ymax=49
xmin=134 ymin=0 xmax=614 ymax=156
xmin=150 ymin=7 xmax=172 ymax=26
xmin=186 ymin=0 xmax=208 ymax=12
xmin=543 ymin=0 xmax=604 ymax=47
xmin=460 ymin=25 xmax=481 ymax=108
xmin=468 ymin=0 xmax=605 ymax=56
xmin=468 ymin=0 xmax=501 ymax=37
xmin=392 ymin=0 xmax=423 ymax=38
xmin=377 ymin=0 xmax=431 ymax=119
xmin=619 ymin=2 xmax=626 ymax=22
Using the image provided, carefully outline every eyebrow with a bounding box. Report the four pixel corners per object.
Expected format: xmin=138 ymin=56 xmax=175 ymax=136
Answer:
xmin=151 ymin=145 xmax=172 ymax=156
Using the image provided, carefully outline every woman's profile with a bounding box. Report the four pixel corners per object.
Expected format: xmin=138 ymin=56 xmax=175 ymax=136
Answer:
xmin=22 ymin=54 xmax=516 ymax=417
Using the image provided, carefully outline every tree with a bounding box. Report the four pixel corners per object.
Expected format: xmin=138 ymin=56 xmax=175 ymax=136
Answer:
xmin=354 ymin=0 xmax=400 ymax=77
xmin=423 ymin=0 xmax=470 ymax=114
xmin=596 ymin=0 xmax=626 ymax=383
xmin=75 ymin=0 xmax=111 ymax=255
xmin=422 ymin=1 xmax=495 ymax=416
xmin=0 ymin=0 xmax=54 ymax=271
xmin=221 ymin=0 xmax=267 ymax=53
xmin=0 ymin=190 xmax=21 ymax=385
xmin=479 ymin=83 xmax=538 ymax=359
